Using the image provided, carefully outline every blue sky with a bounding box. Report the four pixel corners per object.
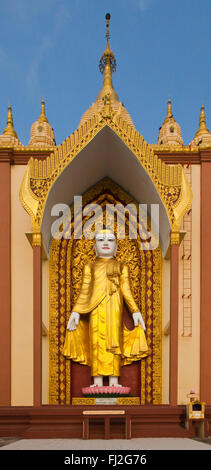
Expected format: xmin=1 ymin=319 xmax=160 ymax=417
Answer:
xmin=0 ymin=0 xmax=211 ymax=146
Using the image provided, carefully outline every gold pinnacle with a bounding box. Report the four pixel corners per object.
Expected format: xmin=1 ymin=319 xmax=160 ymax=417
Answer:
xmin=164 ymin=97 xmax=173 ymax=123
xmin=98 ymin=13 xmax=118 ymax=102
xmin=3 ymin=104 xmax=18 ymax=138
xmin=167 ymin=97 xmax=172 ymax=118
xmin=195 ymin=104 xmax=210 ymax=137
xmin=38 ymin=98 xmax=49 ymax=123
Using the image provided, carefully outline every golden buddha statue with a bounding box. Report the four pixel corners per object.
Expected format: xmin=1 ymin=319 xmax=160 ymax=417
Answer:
xmin=63 ymin=230 xmax=149 ymax=387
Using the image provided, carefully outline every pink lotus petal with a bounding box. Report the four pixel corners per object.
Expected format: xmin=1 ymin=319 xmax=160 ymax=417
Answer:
xmin=82 ymin=384 xmax=131 ymax=396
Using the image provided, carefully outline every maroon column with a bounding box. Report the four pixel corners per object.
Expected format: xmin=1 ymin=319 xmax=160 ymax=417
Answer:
xmin=200 ymin=151 xmax=211 ymax=404
xmin=32 ymin=233 xmax=42 ymax=406
xmin=0 ymin=152 xmax=12 ymax=405
xmin=169 ymin=233 xmax=179 ymax=406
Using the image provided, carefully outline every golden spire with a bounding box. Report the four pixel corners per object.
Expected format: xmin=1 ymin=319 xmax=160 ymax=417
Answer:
xmin=3 ymin=104 xmax=18 ymax=138
xmin=194 ymin=104 xmax=210 ymax=137
xmin=164 ymin=97 xmax=173 ymax=123
xmin=38 ymin=98 xmax=49 ymax=123
xmin=97 ymin=13 xmax=118 ymax=101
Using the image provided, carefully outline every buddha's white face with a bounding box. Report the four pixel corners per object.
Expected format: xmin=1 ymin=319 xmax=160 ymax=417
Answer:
xmin=95 ymin=232 xmax=117 ymax=258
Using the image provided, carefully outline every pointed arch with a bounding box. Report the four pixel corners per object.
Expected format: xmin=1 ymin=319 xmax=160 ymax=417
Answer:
xmin=20 ymin=103 xmax=192 ymax=256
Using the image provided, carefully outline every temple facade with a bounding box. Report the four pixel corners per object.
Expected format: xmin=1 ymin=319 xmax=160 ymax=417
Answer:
xmin=0 ymin=16 xmax=210 ymax=431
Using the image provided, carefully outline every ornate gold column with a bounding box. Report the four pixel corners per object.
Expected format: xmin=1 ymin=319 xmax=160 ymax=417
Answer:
xmin=32 ymin=232 xmax=42 ymax=406
xmin=169 ymin=231 xmax=180 ymax=405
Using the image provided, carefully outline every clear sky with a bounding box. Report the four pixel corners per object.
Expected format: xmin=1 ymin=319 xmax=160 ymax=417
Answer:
xmin=0 ymin=0 xmax=211 ymax=146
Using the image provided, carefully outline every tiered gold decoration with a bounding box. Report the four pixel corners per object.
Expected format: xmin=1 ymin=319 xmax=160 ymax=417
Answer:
xmin=156 ymin=97 xmax=183 ymax=147
xmin=80 ymin=13 xmax=134 ymax=129
xmin=0 ymin=104 xmax=23 ymax=148
xmin=191 ymin=104 xmax=211 ymax=148
xmin=28 ymin=99 xmax=56 ymax=148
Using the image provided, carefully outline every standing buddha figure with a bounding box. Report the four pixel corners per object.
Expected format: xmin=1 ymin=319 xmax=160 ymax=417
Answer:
xmin=63 ymin=230 xmax=149 ymax=387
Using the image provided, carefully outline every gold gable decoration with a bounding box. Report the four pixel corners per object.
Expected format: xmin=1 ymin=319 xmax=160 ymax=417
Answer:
xmin=19 ymin=98 xmax=192 ymax=235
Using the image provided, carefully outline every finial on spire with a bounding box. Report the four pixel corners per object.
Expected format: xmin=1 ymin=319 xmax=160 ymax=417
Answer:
xmin=38 ymin=98 xmax=49 ymax=123
xmin=99 ymin=13 xmax=117 ymax=75
xmin=97 ymin=13 xmax=118 ymax=102
xmin=106 ymin=12 xmax=111 ymax=42
xmin=195 ymin=103 xmax=210 ymax=137
xmin=3 ymin=104 xmax=18 ymax=138
xmin=167 ymin=97 xmax=173 ymax=119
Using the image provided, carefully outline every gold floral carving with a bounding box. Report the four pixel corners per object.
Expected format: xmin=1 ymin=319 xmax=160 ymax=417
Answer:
xmin=72 ymin=398 xmax=96 ymax=405
xmin=72 ymin=397 xmax=140 ymax=405
xmin=117 ymin=397 xmax=140 ymax=405
xmin=49 ymin=239 xmax=60 ymax=404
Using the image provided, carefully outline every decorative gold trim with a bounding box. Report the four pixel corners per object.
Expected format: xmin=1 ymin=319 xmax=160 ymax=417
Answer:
xmin=72 ymin=397 xmax=96 ymax=405
xmin=19 ymin=164 xmax=39 ymax=232
xmin=117 ymin=397 xmax=140 ymax=405
xmin=32 ymin=232 xmax=42 ymax=247
xmin=48 ymin=239 xmax=60 ymax=405
xmin=72 ymin=397 xmax=140 ymax=405
xmin=170 ymin=231 xmax=180 ymax=245
xmin=152 ymin=247 xmax=162 ymax=404
xmin=65 ymin=239 xmax=73 ymax=405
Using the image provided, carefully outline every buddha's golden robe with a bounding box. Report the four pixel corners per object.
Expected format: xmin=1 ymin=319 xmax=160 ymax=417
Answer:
xmin=63 ymin=258 xmax=148 ymax=376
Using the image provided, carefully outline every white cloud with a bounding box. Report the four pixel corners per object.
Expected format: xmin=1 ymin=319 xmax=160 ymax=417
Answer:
xmin=53 ymin=4 xmax=72 ymax=30
xmin=25 ymin=36 xmax=53 ymax=91
xmin=138 ymin=0 xmax=152 ymax=11
xmin=24 ymin=2 xmax=72 ymax=92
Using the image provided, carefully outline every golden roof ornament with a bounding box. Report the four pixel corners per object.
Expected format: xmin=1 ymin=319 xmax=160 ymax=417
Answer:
xmin=164 ymin=97 xmax=173 ymax=123
xmin=0 ymin=104 xmax=23 ymax=147
xmin=191 ymin=104 xmax=211 ymax=147
xmin=3 ymin=104 xmax=18 ymax=138
xmin=79 ymin=13 xmax=134 ymax=128
xmin=38 ymin=98 xmax=49 ymax=124
xmin=99 ymin=13 xmax=117 ymax=75
xmin=97 ymin=13 xmax=118 ymax=102
xmin=157 ymin=97 xmax=183 ymax=146
xmin=28 ymin=98 xmax=56 ymax=148
xmin=194 ymin=104 xmax=210 ymax=138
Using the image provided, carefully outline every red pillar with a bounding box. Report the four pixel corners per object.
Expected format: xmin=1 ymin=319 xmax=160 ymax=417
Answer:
xmin=200 ymin=151 xmax=211 ymax=404
xmin=0 ymin=152 xmax=12 ymax=405
xmin=32 ymin=233 xmax=42 ymax=406
xmin=169 ymin=233 xmax=179 ymax=406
